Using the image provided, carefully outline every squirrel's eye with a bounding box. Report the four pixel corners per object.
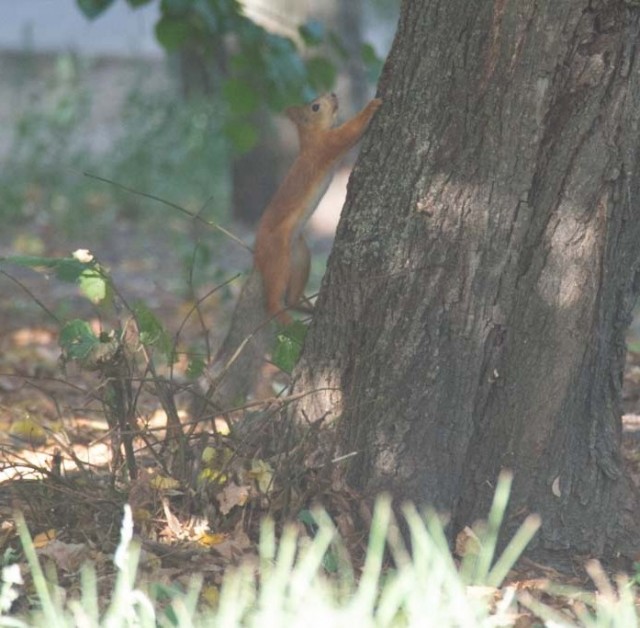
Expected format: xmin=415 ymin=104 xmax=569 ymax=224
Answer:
xmin=311 ymin=103 xmax=320 ymax=112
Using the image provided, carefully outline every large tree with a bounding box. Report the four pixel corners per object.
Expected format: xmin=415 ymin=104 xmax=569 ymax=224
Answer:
xmin=292 ymin=0 xmax=640 ymax=557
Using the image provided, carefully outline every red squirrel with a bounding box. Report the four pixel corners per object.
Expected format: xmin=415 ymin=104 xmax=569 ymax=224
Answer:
xmin=254 ymin=92 xmax=382 ymax=323
xmin=206 ymin=93 xmax=382 ymax=409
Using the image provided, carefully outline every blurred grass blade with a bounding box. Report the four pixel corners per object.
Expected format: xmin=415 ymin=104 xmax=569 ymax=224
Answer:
xmin=487 ymin=513 xmax=541 ymax=587
xmin=14 ymin=512 xmax=61 ymax=628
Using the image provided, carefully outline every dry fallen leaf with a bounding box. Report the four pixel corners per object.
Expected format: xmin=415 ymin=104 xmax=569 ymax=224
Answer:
xmin=33 ymin=529 xmax=56 ymax=549
xmin=129 ymin=471 xmax=154 ymax=513
xmin=455 ymin=526 xmax=481 ymax=558
xmin=209 ymin=536 xmax=248 ymax=561
xmin=466 ymin=584 xmax=499 ymax=608
xmin=0 ymin=521 xmax=15 ymax=554
xmin=161 ymin=496 xmax=183 ymax=537
xmin=38 ymin=540 xmax=88 ymax=572
xmin=216 ymin=482 xmax=249 ymax=515
xmin=199 ymin=533 xmax=227 ymax=548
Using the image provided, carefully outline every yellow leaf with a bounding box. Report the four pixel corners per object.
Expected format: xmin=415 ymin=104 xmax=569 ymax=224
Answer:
xmin=198 ymin=469 xmax=228 ymax=486
xmin=132 ymin=508 xmax=153 ymax=524
xmin=199 ymin=446 xmax=235 ymax=488
xmin=33 ymin=529 xmax=56 ymax=549
xmin=213 ymin=418 xmax=230 ymax=435
xmin=202 ymin=446 xmax=234 ymax=468
xmin=249 ymin=459 xmax=274 ymax=494
xmin=201 ymin=446 xmax=216 ymax=464
xmin=9 ymin=416 xmax=47 ymax=446
xmin=201 ymin=584 xmax=220 ymax=608
xmin=198 ymin=532 xmax=227 ymax=547
xmin=150 ymin=475 xmax=181 ymax=491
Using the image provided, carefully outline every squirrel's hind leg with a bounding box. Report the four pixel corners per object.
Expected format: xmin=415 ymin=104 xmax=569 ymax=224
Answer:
xmin=259 ymin=255 xmax=293 ymax=325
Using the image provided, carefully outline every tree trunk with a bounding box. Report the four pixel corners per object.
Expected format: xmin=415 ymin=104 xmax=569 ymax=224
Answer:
xmin=292 ymin=0 xmax=640 ymax=557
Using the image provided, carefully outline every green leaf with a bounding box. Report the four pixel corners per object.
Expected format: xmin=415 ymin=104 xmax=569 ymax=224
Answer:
xmin=360 ymin=42 xmax=379 ymax=66
xmin=160 ymin=0 xmax=192 ymax=17
xmin=235 ymin=15 xmax=263 ymax=44
xmin=59 ymin=320 xmax=100 ymax=361
xmin=76 ymin=0 xmax=116 ymax=19
xmin=361 ymin=42 xmax=384 ymax=84
xmin=322 ymin=548 xmax=339 ymax=573
xmin=2 ymin=254 xmax=72 ymax=274
xmin=133 ymin=303 xmax=173 ymax=360
xmin=305 ymin=57 xmax=337 ymax=92
xmin=215 ymin=0 xmax=243 ymax=20
xmin=230 ymin=51 xmax=262 ymax=75
xmin=297 ymin=509 xmax=316 ymax=529
xmin=224 ymin=120 xmax=258 ymax=153
xmin=126 ymin=0 xmax=155 ymax=7
xmin=265 ymin=32 xmax=296 ymax=56
xmin=261 ymin=38 xmax=308 ymax=108
xmin=186 ymin=355 xmax=205 ymax=379
xmin=155 ymin=15 xmax=191 ymax=50
xmin=78 ymin=267 xmax=111 ymax=305
xmin=192 ymin=0 xmax=218 ymax=31
xmin=149 ymin=581 xmax=183 ymax=625
xmin=298 ymin=20 xmax=325 ymax=47
xmin=0 ymin=254 xmax=111 ymax=304
xmin=222 ymin=79 xmax=259 ymax=116
xmin=327 ymin=32 xmax=349 ymax=61
xmin=272 ymin=320 xmax=307 ymax=374
xmin=297 ymin=508 xmax=340 ymax=572
xmin=53 ymin=259 xmax=91 ymax=283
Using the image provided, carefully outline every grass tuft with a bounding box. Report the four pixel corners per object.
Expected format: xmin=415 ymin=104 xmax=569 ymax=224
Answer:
xmin=3 ymin=475 xmax=636 ymax=626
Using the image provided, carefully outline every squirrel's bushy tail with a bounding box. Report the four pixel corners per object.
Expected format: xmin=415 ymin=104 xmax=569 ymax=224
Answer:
xmin=204 ymin=270 xmax=273 ymax=411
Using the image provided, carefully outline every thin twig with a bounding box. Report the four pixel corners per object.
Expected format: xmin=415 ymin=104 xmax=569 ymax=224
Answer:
xmin=172 ymin=272 xmax=243 ymax=369
xmin=189 ymin=385 xmax=337 ymax=423
xmin=83 ymin=171 xmax=251 ymax=253
xmin=0 ymin=270 xmax=61 ymax=325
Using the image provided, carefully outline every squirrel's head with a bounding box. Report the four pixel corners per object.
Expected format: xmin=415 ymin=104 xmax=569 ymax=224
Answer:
xmin=285 ymin=93 xmax=338 ymax=131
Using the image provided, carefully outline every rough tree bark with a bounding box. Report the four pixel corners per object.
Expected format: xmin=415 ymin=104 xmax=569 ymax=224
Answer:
xmin=292 ymin=0 xmax=640 ymax=556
